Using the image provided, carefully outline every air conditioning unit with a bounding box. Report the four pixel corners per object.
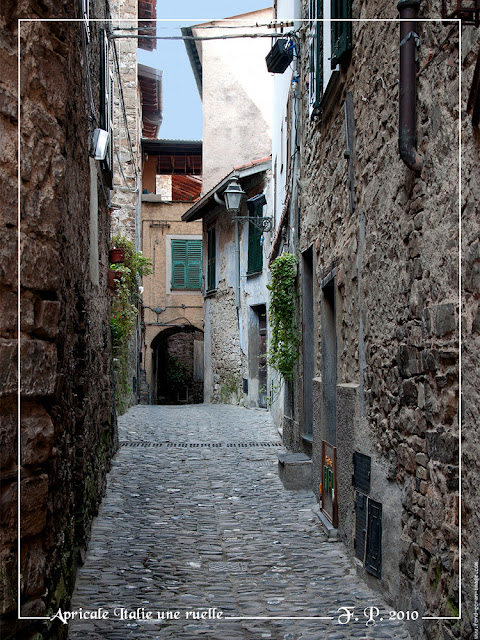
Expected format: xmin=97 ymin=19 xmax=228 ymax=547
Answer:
xmin=266 ymin=39 xmax=293 ymax=74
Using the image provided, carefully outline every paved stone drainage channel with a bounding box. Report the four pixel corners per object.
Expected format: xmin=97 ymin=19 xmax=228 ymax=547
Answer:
xmin=68 ymin=405 xmax=413 ymax=640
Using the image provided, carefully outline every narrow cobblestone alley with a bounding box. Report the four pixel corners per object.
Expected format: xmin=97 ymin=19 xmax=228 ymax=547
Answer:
xmin=67 ymin=405 xmax=413 ymax=640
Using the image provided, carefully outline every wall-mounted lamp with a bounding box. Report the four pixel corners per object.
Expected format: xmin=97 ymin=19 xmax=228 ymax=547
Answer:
xmin=222 ymin=177 xmax=246 ymax=212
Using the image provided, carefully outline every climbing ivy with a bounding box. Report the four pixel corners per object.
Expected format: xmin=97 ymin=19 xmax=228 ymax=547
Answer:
xmin=266 ymin=253 xmax=300 ymax=381
xmin=110 ymin=236 xmax=152 ymax=414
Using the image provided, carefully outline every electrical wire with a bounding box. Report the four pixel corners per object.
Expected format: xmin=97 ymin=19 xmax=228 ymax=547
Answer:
xmin=110 ymin=31 xmax=295 ymax=41
xmin=113 ymin=22 xmax=294 ymax=31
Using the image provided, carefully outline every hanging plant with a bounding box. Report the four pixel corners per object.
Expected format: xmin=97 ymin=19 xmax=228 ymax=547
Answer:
xmin=266 ymin=253 xmax=300 ymax=381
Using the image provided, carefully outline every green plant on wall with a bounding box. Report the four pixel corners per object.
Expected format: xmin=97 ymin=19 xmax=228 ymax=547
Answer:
xmin=220 ymin=373 xmax=241 ymax=404
xmin=110 ymin=236 xmax=152 ymax=414
xmin=266 ymin=253 xmax=300 ymax=381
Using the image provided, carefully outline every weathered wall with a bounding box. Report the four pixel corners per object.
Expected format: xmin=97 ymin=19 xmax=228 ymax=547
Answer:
xmin=141 ymin=200 xmax=204 ymax=401
xmin=1 ymin=6 xmax=116 ymax=639
xmin=203 ymin=209 xmax=245 ymax=404
xmin=459 ymin=24 xmax=480 ymax=640
xmin=192 ymin=9 xmax=274 ymax=192
xmin=287 ymin=0 xmax=470 ymax=635
xmin=110 ymin=0 xmax=141 ymax=244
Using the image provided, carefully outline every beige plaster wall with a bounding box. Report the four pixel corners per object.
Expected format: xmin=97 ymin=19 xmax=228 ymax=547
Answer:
xmin=141 ymin=200 xmax=204 ymax=391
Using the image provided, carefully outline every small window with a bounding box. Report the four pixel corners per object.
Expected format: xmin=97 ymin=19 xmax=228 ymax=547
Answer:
xmin=331 ymin=0 xmax=352 ymax=68
xmin=171 ymin=239 xmax=202 ymax=290
xmin=308 ymin=0 xmax=352 ymax=117
xmin=308 ymin=0 xmax=322 ymax=116
xmin=207 ymin=227 xmax=216 ymax=292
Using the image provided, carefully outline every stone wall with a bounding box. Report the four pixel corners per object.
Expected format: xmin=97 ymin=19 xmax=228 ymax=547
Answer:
xmin=204 ymin=213 xmax=245 ymax=404
xmin=1 ymin=5 xmax=117 ymax=639
xmin=459 ymin=24 xmax=480 ymax=640
xmin=287 ymin=1 xmax=474 ymax=636
xmin=110 ymin=0 xmax=140 ymax=244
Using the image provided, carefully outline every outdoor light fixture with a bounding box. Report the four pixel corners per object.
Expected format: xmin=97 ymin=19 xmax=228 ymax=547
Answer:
xmin=92 ymin=128 xmax=110 ymax=161
xmin=222 ymin=177 xmax=246 ymax=212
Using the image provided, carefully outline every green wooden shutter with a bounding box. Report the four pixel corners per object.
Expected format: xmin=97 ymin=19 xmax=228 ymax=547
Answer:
xmin=172 ymin=239 xmax=187 ymax=289
xmin=247 ymin=206 xmax=263 ymax=275
xmin=186 ymin=240 xmax=202 ymax=289
xmin=172 ymin=239 xmax=202 ymax=289
xmin=331 ymin=0 xmax=352 ymax=69
xmin=207 ymin=227 xmax=216 ymax=292
xmin=308 ymin=0 xmax=323 ymax=115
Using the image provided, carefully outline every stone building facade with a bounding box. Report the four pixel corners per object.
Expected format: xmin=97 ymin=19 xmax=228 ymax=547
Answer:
xmin=269 ymin=0 xmax=477 ymax=637
xmin=140 ymin=141 xmax=204 ymax=404
xmin=182 ymin=10 xmax=276 ymax=410
xmin=1 ymin=2 xmax=118 ymax=639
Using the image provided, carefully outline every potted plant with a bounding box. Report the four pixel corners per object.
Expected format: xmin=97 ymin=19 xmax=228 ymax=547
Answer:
xmin=109 ymin=247 xmax=126 ymax=264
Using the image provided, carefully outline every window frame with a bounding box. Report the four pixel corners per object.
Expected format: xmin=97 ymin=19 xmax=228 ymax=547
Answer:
xmin=206 ymin=226 xmax=216 ymax=293
xmin=308 ymin=0 xmax=352 ymax=118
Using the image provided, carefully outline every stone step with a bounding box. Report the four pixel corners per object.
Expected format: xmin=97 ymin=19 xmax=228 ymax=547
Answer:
xmin=277 ymin=451 xmax=312 ymax=491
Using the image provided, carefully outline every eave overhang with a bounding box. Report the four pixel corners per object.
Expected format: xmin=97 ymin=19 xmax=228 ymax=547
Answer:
xmin=181 ymin=157 xmax=271 ymax=222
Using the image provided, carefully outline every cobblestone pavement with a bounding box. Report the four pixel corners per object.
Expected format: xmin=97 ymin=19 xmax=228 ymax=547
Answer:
xmin=68 ymin=404 xmax=414 ymax=640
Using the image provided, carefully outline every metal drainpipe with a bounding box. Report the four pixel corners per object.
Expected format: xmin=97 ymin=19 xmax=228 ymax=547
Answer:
xmin=398 ymin=0 xmax=424 ymax=172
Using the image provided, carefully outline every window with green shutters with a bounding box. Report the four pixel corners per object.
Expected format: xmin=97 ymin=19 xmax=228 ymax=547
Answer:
xmin=247 ymin=204 xmax=264 ymax=275
xmin=207 ymin=227 xmax=216 ymax=292
xmin=171 ymin=239 xmax=202 ymax=290
xmin=308 ymin=0 xmax=352 ymax=117
xmin=308 ymin=0 xmax=322 ymax=116
xmin=331 ymin=0 xmax=352 ymax=68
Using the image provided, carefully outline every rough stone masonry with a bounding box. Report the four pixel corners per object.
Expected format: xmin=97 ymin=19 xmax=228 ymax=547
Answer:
xmin=1 ymin=4 xmax=117 ymax=639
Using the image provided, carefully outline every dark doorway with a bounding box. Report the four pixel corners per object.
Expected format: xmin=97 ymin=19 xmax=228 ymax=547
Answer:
xmin=257 ymin=305 xmax=268 ymax=408
xmin=322 ymin=275 xmax=337 ymax=445
xmin=302 ymin=247 xmax=314 ymax=439
xmin=151 ymin=326 xmax=204 ymax=404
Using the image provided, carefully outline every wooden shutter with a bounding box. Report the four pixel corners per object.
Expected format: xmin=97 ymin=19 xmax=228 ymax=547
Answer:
xmin=331 ymin=0 xmax=352 ymax=68
xmin=172 ymin=239 xmax=187 ymax=289
xmin=354 ymin=491 xmax=367 ymax=562
xmin=207 ymin=227 xmax=216 ymax=292
xmin=308 ymin=0 xmax=323 ymax=115
xmin=172 ymin=239 xmax=202 ymax=289
xmin=186 ymin=240 xmax=202 ymax=289
xmin=365 ymin=500 xmax=382 ymax=578
xmin=247 ymin=209 xmax=263 ymax=275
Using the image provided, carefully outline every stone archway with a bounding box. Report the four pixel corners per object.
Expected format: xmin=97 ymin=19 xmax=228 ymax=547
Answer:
xmin=151 ymin=326 xmax=204 ymax=404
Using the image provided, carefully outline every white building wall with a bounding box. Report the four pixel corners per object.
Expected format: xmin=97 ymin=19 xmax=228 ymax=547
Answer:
xmin=192 ymin=9 xmax=274 ymax=192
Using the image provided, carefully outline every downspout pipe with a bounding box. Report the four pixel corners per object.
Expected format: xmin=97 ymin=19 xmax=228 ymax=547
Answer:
xmin=398 ymin=0 xmax=423 ymax=173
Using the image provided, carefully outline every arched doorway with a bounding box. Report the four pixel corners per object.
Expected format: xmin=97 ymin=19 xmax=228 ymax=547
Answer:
xmin=151 ymin=326 xmax=204 ymax=404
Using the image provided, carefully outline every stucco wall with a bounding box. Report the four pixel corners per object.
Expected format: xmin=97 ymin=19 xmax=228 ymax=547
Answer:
xmin=141 ymin=200 xmax=204 ymax=400
xmin=192 ymin=9 xmax=274 ymax=192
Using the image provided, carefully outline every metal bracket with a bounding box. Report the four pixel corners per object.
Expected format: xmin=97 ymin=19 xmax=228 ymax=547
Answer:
xmin=231 ymin=216 xmax=273 ymax=233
